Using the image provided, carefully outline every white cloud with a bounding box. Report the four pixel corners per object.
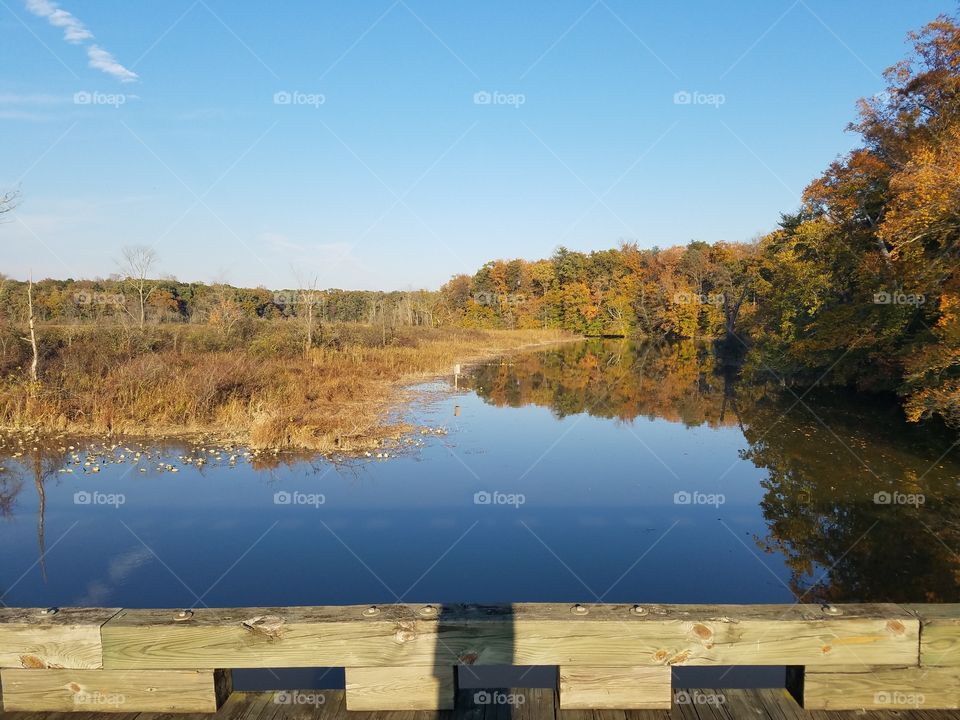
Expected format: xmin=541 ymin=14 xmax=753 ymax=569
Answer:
xmin=24 ymin=0 xmax=138 ymax=83
xmin=25 ymin=0 xmax=91 ymax=43
xmin=87 ymin=44 xmax=138 ymax=83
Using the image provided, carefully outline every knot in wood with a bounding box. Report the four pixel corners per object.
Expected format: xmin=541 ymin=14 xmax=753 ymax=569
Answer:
xmin=242 ymin=614 xmax=285 ymax=638
xmin=393 ymin=620 xmax=417 ymax=644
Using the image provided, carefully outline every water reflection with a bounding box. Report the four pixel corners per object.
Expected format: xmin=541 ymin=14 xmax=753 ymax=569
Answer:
xmin=0 ymin=340 xmax=958 ymax=606
xmin=459 ymin=340 xmax=960 ymax=603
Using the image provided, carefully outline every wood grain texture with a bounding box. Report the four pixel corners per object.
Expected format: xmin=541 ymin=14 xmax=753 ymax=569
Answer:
xmin=0 ymin=608 xmax=120 ymax=670
xmin=559 ymin=666 xmax=671 ymax=709
xmin=0 ymin=668 xmax=230 ymax=713
xmin=98 ymin=603 xmax=919 ymax=669
xmin=905 ymin=603 xmax=960 ymax=667
xmin=791 ymin=665 xmax=960 ymax=711
xmin=344 ymin=666 xmax=454 ymax=711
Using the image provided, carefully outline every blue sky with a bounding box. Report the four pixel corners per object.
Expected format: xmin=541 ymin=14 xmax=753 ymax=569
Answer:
xmin=1 ymin=0 xmax=953 ymax=290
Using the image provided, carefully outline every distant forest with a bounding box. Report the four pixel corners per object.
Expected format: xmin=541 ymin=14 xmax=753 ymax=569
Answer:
xmin=2 ymin=15 xmax=958 ymax=432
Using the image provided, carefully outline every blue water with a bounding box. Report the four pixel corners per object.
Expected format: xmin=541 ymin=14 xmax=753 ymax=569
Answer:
xmin=1 ymin=340 xmax=957 ymax=611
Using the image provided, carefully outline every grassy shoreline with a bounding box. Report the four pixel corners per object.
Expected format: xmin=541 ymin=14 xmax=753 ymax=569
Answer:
xmin=0 ymin=324 xmax=576 ymax=452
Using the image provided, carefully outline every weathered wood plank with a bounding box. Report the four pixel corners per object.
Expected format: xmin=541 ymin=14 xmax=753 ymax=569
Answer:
xmin=905 ymin=603 xmax=960 ymax=667
xmin=790 ymin=665 xmax=960 ymax=711
xmin=559 ymin=667 xmax=671 ymax=710
xmin=0 ymin=608 xmax=120 ymax=670
xmin=0 ymin=668 xmax=231 ymax=713
xmin=98 ymin=604 xmax=919 ymax=669
xmin=344 ymin=667 xmax=455 ymax=711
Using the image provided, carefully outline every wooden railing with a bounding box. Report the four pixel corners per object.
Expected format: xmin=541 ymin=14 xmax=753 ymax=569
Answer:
xmin=0 ymin=603 xmax=957 ymax=712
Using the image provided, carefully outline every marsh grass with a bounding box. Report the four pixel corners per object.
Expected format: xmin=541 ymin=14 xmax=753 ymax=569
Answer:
xmin=0 ymin=323 xmax=570 ymax=451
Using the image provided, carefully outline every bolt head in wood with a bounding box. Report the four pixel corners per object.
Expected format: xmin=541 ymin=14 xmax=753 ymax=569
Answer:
xmin=38 ymin=607 xmax=58 ymax=616
xmin=418 ymin=604 xmax=439 ymax=618
xmin=821 ymin=604 xmax=843 ymax=616
xmin=630 ymin=604 xmax=648 ymax=616
xmin=571 ymin=604 xmax=589 ymax=616
xmin=174 ymin=610 xmax=194 ymax=621
xmin=362 ymin=606 xmax=381 ymax=617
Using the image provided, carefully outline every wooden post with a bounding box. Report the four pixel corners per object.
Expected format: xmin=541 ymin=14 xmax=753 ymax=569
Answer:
xmin=0 ymin=668 xmax=231 ymax=713
xmin=344 ymin=666 xmax=454 ymax=710
xmin=559 ymin=666 xmax=671 ymax=709
xmin=788 ymin=665 xmax=960 ymax=710
xmin=905 ymin=603 xmax=960 ymax=666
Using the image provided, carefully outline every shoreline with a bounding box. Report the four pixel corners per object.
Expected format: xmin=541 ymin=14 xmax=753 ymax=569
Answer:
xmin=0 ymin=329 xmax=583 ymax=455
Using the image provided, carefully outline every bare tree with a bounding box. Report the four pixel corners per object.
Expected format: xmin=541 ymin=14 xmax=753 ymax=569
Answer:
xmin=21 ymin=274 xmax=39 ymax=385
xmin=0 ymin=188 xmax=20 ymax=222
xmin=292 ymin=272 xmax=324 ymax=356
xmin=119 ymin=245 xmax=159 ymax=329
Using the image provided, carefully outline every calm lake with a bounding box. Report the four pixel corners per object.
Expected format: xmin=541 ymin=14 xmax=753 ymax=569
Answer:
xmin=3 ymin=338 xmax=958 ymax=608
xmin=1 ymin=340 xmax=958 ymax=685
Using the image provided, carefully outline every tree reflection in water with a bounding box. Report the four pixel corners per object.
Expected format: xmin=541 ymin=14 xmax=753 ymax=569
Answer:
xmin=461 ymin=339 xmax=960 ymax=603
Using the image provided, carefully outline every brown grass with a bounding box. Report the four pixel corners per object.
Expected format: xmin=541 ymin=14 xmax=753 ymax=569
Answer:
xmin=0 ymin=323 xmax=573 ymax=452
